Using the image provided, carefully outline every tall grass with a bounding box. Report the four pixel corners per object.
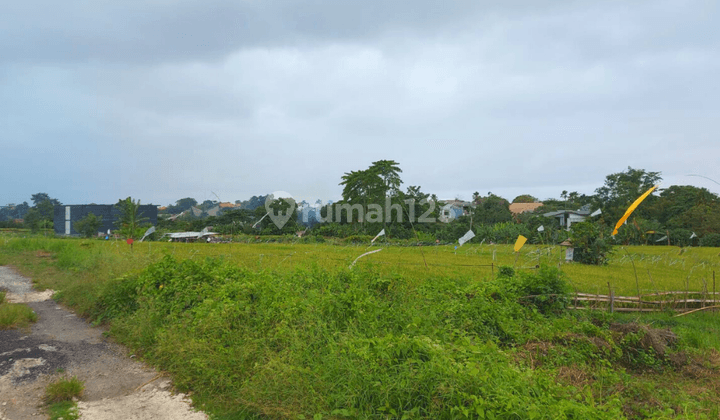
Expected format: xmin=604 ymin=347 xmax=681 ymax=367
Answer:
xmin=2 ymin=235 xmax=720 ymax=418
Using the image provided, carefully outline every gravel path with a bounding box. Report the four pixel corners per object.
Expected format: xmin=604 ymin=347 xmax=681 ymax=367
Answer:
xmin=0 ymin=266 xmax=208 ymax=420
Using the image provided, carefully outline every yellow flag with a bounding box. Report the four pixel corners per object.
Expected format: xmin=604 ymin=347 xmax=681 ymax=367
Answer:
xmin=514 ymin=235 xmax=527 ymax=252
xmin=612 ymin=185 xmax=658 ymax=236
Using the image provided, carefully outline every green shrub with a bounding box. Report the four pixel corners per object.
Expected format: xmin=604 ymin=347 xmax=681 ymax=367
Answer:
xmin=570 ymin=221 xmax=613 ymax=265
xmin=700 ymin=233 xmax=720 ymax=247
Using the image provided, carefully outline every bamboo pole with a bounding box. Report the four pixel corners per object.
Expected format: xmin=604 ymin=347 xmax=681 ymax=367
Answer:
xmin=608 ymin=282 xmax=614 ymax=313
xmin=647 ymin=269 xmax=662 ymax=311
xmin=674 ymin=305 xmax=720 ymax=317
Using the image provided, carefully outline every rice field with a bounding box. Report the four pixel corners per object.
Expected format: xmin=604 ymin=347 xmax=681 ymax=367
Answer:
xmin=3 ymin=235 xmax=716 ymax=297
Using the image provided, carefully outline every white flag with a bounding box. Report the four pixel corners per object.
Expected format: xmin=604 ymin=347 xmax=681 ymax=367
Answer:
xmin=107 ymin=229 xmax=111 ymax=235
xmin=139 ymin=226 xmax=156 ymax=242
xmin=537 ymin=225 xmax=545 ymax=232
xmin=690 ymin=232 xmax=698 ymax=239
xmin=458 ymin=230 xmax=475 ymax=247
xmin=655 ymin=235 xmax=668 ymax=242
xmin=590 ymin=209 xmax=602 ymax=217
xmin=371 ymin=229 xmax=386 ymax=243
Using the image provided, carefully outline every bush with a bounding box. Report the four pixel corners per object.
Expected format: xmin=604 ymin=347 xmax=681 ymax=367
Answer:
xmin=570 ymin=221 xmax=613 ymax=265
xmin=515 ymin=265 xmax=571 ymax=315
xmin=700 ymin=233 xmax=720 ymax=247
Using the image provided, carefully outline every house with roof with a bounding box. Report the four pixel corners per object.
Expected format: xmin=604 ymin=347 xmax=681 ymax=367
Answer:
xmin=543 ymin=205 xmax=593 ymax=230
xmin=438 ymin=200 xmax=473 ymax=223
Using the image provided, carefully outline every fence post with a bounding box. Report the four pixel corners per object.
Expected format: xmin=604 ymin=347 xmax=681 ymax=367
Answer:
xmin=685 ymin=276 xmax=690 ymax=311
xmin=608 ymin=282 xmax=614 ymax=314
xmin=491 ymin=262 xmax=494 ymax=281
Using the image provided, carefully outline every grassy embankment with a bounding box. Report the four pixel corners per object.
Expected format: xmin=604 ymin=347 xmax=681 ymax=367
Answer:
xmin=1 ymin=234 xmax=719 ymax=419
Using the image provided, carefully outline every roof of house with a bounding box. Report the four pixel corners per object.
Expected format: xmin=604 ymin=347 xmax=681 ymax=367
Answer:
xmin=509 ymin=202 xmax=543 ymax=215
xmin=543 ymin=209 xmax=592 ymax=218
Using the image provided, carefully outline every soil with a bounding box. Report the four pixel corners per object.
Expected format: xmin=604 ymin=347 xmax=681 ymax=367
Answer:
xmin=0 ymin=266 xmax=208 ymax=420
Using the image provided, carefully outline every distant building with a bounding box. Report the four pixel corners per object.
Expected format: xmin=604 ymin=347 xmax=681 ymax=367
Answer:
xmin=543 ymin=205 xmax=592 ymax=230
xmin=438 ymin=200 xmax=473 ymax=223
xmin=53 ymin=204 xmax=158 ymax=236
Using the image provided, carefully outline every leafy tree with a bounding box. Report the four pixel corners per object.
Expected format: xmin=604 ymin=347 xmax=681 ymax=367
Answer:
xmin=25 ymin=193 xmax=61 ymax=230
xmin=31 ymin=193 xmax=61 ymax=207
xmin=594 ymin=167 xmax=661 ymax=224
xmin=74 ymin=213 xmax=103 ymax=238
xmin=652 ymin=185 xmax=720 ymax=235
xmin=369 ymin=160 xmax=403 ymax=197
xmin=114 ymin=197 xmax=150 ymax=239
xmin=512 ymin=194 xmax=538 ymax=203
xmin=338 ymin=161 xmax=404 ymax=229
xmin=23 ymin=208 xmax=46 ymax=232
xmin=472 ymin=194 xmax=512 ymax=225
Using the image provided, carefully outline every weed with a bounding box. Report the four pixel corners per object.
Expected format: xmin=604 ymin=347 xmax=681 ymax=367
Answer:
xmin=0 ymin=302 xmax=38 ymax=330
xmin=44 ymin=376 xmax=84 ymax=404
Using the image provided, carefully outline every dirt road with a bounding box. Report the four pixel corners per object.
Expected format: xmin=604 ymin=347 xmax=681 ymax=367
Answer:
xmin=0 ymin=266 xmax=208 ymax=420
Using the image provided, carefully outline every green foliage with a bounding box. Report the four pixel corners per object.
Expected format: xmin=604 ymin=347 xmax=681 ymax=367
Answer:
xmin=512 ymin=194 xmax=538 ymax=203
xmin=94 ymin=256 xmax=621 ymax=418
xmin=595 ymin=167 xmax=662 ymax=226
xmin=114 ymin=196 xmax=150 ymax=239
xmin=500 ymin=265 xmax=572 ymax=314
xmin=472 ymin=194 xmax=512 ymax=224
xmin=570 ymin=221 xmax=613 ymax=265
xmin=0 ymin=301 xmax=38 ymax=330
xmin=46 ymin=400 xmax=79 ymax=420
xmin=699 ymin=233 xmax=720 ymax=247
xmin=44 ymin=376 xmax=84 ymax=403
xmin=73 ymin=213 xmax=103 ymax=238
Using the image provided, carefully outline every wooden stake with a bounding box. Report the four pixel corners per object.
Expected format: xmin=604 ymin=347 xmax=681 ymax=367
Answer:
xmin=714 ymin=271 xmax=716 ymax=312
xmin=647 ymin=269 xmax=662 ymax=312
xmin=608 ymin=282 xmax=614 ymax=313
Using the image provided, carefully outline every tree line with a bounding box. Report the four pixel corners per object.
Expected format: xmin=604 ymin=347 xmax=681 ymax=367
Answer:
xmin=3 ymin=164 xmax=719 ymax=248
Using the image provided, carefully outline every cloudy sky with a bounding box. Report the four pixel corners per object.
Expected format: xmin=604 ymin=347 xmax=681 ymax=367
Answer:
xmin=2 ymin=0 xmax=719 ymax=207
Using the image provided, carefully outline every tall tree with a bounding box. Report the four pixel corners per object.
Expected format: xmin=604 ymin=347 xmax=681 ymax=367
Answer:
xmin=115 ymin=197 xmax=150 ymax=239
xmin=594 ymin=167 xmax=662 ymax=224
xmin=31 ymin=193 xmax=60 ymax=207
xmin=472 ymin=193 xmax=512 ymax=224
xmin=368 ymin=160 xmax=403 ymax=197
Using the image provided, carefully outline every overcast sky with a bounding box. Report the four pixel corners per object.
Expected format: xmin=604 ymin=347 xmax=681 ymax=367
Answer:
xmin=2 ymin=0 xmax=719 ymax=207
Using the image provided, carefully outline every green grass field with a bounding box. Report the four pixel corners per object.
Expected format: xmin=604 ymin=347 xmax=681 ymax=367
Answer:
xmin=3 ymin=234 xmax=717 ymax=296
